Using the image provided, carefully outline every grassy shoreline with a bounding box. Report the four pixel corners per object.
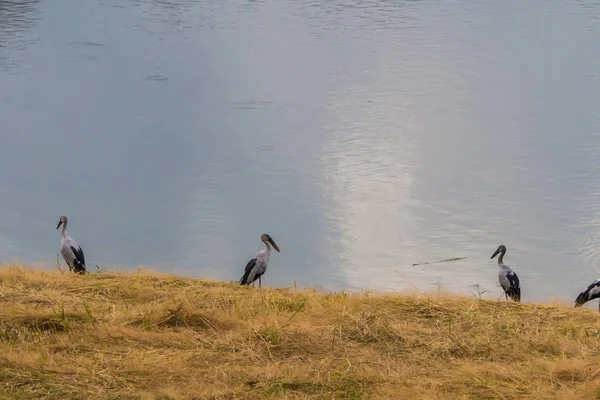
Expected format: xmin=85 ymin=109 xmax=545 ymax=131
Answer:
xmin=0 ymin=265 xmax=599 ymax=399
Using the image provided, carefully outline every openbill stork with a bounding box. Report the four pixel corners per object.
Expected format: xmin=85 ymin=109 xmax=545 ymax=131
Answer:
xmin=575 ymin=279 xmax=600 ymax=311
xmin=239 ymin=233 xmax=280 ymax=288
xmin=491 ymin=244 xmax=521 ymax=302
xmin=56 ymin=215 xmax=86 ymax=274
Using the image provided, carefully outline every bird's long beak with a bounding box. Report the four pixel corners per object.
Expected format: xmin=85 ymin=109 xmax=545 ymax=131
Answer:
xmin=56 ymin=220 xmax=63 ymax=230
xmin=269 ymin=238 xmax=280 ymax=252
xmin=491 ymin=249 xmax=499 ymax=259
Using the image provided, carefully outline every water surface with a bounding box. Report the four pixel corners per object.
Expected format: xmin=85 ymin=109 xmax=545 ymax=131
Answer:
xmin=2 ymin=0 xmax=600 ymax=303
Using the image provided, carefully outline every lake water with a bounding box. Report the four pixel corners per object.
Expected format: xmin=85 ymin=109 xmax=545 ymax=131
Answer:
xmin=2 ymin=0 xmax=600 ymax=304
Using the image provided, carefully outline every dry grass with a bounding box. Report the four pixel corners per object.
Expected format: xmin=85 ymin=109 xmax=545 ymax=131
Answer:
xmin=1 ymin=265 xmax=600 ymax=399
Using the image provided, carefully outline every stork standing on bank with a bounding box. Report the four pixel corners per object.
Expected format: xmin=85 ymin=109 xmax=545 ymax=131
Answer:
xmin=491 ymin=244 xmax=521 ymax=302
xmin=239 ymin=233 xmax=280 ymax=288
xmin=56 ymin=215 xmax=86 ymax=274
xmin=575 ymin=279 xmax=600 ymax=311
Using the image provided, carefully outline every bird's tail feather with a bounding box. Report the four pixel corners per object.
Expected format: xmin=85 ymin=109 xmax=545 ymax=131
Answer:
xmin=507 ymin=287 xmax=521 ymax=302
xmin=72 ymin=261 xmax=86 ymax=274
xmin=239 ymin=270 xmax=251 ymax=285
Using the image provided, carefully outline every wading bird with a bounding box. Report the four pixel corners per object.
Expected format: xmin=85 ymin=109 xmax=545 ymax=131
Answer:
xmin=491 ymin=244 xmax=521 ymax=302
xmin=575 ymin=279 xmax=600 ymax=311
xmin=239 ymin=233 xmax=280 ymax=288
xmin=56 ymin=215 xmax=86 ymax=274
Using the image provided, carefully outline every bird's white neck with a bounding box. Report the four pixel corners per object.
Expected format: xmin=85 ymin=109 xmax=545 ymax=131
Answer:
xmin=263 ymin=241 xmax=272 ymax=253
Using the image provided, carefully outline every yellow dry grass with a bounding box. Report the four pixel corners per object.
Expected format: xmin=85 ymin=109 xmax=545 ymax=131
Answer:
xmin=1 ymin=265 xmax=600 ymax=399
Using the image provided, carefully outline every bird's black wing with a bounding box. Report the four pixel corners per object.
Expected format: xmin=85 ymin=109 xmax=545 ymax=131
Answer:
xmin=71 ymin=245 xmax=86 ymax=274
xmin=575 ymin=279 xmax=600 ymax=306
xmin=240 ymin=258 xmax=257 ymax=285
xmin=505 ymin=271 xmax=521 ymax=302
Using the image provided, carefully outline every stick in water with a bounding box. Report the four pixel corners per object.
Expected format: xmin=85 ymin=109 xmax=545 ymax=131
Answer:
xmin=413 ymin=257 xmax=466 ymax=266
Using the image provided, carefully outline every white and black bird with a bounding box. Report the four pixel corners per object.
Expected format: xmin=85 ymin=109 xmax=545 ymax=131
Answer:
xmin=575 ymin=279 xmax=600 ymax=311
xmin=491 ymin=244 xmax=521 ymax=302
xmin=239 ymin=233 xmax=280 ymax=288
xmin=56 ymin=215 xmax=86 ymax=274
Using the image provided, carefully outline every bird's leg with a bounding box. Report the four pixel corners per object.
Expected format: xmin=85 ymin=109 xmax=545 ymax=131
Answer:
xmin=259 ymin=276 xmax=262 ymax=288
xmin=505 ymin=293 xmax=508 ymax=301
xmin=251 ymin=281 xmax=255 ymax=288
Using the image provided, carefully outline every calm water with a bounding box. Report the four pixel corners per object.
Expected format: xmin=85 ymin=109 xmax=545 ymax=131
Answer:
xmin=2 ymin=0 xmax=600 ymax=303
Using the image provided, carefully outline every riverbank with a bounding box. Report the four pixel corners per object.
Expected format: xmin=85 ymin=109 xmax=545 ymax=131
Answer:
xmin=0 ymin=265 xmax=599 ymax=399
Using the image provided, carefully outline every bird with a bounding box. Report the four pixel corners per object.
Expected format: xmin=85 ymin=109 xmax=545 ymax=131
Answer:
xmin=491 ymin=244 xmax=521 ymax=302
xmin=574 ymin=279 xmax=600 ymax=311
xmin=56 ymin=215 xmax=86 ymax=274
xmin=239 ymin=233 xmax=280 ymax=288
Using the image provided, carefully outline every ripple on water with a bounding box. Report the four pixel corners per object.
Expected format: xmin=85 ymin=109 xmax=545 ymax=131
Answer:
xmin=577 ymin=239 xmax=600 ymax=277
xmin=144 ymin=74 xmax=169 ymax=81
xmin=68 ymin=41 xmax=105 ymax=47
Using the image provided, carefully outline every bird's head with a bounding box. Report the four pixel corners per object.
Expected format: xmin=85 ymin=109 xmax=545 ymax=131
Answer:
xmin=56 ymin=215 xmax=68 ymax=230
xmin=261 ymin=233 xmax=280 ymax=252
xmin=491 ymin=244 xmax=506 ymax=259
